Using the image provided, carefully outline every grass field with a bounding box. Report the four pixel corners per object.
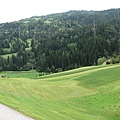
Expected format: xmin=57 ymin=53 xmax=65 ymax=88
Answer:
xmin=1 ymin=53 xmax=17 ymax=58
xmin=0 ymin=65 xmax=120 ymax=120
xmin=0 ymin=70 xmax=39 ymax=79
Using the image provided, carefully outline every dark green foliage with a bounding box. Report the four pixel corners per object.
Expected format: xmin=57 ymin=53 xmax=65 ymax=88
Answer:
xmin=97 ymin=57 xmax=106 ymax=65
xmin=0 ymin=9 xmax=120 ymax=72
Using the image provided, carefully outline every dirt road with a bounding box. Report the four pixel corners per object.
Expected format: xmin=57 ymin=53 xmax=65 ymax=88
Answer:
xmin=0 ymin=104 xmax=35 ymax=120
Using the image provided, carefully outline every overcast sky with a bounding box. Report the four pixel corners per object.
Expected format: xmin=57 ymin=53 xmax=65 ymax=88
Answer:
xmin=0 ymin=0 xmax=119 ymax=23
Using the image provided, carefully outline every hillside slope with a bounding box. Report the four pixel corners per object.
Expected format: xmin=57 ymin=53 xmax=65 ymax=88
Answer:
xmin=0 ymin=64 xmax=120 ymax=120
xmin=0 ymin=8 xmax=120 ymax=72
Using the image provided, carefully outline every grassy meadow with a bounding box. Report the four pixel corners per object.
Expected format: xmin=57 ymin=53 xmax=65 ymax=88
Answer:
xmin=0 ymin=70 xmax=39 ymax=79
xmin=0 ymin=65 xmax=120 ymax=120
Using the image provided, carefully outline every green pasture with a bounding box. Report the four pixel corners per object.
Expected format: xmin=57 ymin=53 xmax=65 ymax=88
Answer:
xmin=1 ymin=53 xmax=17 ymax=58
xmin=0 ymin=65 xmax=120 ymax=120
xmin=0 ymin=70 xmax=39 ymax=79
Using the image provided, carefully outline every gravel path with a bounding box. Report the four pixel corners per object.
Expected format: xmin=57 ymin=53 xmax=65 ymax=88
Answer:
xmin=0 ymin=104 xmax=35 ymax=120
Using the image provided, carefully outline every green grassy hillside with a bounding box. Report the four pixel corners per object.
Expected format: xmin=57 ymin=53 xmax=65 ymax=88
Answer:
xmin=0 ymin=65 xmax=120 ymax=120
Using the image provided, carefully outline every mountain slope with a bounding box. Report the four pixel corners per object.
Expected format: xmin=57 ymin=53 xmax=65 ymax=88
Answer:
xmin=0 ymin=8 xmax=120 ymax=72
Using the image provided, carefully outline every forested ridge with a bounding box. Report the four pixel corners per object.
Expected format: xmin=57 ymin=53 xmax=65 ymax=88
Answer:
xmin=0 ymin=8 xmax=120 ymax=72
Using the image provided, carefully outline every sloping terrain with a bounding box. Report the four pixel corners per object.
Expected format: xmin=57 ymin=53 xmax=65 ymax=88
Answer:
xmin=0 ymin=9 xmax=120 ymax=71
xmin=0 ymin=64 xmax=120 ymax=120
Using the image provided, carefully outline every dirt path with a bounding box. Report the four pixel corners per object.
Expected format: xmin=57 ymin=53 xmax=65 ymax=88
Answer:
xmin=0 ymin=104 xmax=35 ymax=120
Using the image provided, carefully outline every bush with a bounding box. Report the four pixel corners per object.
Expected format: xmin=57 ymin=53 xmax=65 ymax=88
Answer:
xmin=111 ymin=56 xmax=120 ymax=64
xmin=55 ymin=68 xmax=63 ymax=73
xmin=97 ymin=57 xmax=106 ymax=65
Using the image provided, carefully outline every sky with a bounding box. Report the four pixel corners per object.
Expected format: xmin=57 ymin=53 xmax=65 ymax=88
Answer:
xmin=0 ymin=0 xmax=119 ymax=23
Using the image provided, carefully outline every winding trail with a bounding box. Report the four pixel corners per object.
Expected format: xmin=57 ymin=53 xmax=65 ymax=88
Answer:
xmin=0 ymin=104 xmax=35 ymax=120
